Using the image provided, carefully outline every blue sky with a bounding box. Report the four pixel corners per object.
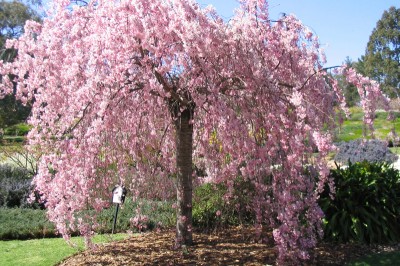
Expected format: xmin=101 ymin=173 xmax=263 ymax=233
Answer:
xmin=197 ymin=0 xmax=400 ymax=67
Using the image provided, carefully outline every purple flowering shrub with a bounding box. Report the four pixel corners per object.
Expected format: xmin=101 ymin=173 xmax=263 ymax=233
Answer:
xmin=0 ymin=164 xmax=32 ymax=208
xmin=334 ymin=139 xmax=397 ymax=164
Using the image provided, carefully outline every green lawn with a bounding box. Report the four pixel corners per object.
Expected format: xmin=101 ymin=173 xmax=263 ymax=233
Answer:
xmin=390 ymin=146 xmax=400 ymax=155
xmin=336 ymin=120 xmax=365 ymax=141
xmin=335 ymin=109 xmax=400 ymax=142
xmin=0 ymin=233 xmax=129 ymax=266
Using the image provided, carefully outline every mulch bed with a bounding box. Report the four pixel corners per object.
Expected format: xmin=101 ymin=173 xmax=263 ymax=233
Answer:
xmin=58 ymin=227 xmax=400 ymax=265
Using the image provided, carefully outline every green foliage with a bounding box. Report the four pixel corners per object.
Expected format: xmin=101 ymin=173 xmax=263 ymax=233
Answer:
xmin=342 ymin=108 xmax=399 ymax=122
xmin=0 ymin=95 xmax=31 ymax=130
xmin=390 ymin=146 xmax=400 ymax=155
xmin=375 ymin=111 xmax=400 ymax=120
xmin=320 ymin=161 xmax=400 ymax=244
xmin=360 ymin=6 xmax=400 ymax=98
xmin=96 ymin=198 xmax=175 ymax=234
xmin=192 ymin=183 xmax=225 ymax=228
xmin=0 ymin=208 xmax=56 ymax=240
xmin=0 ymin=182 xmax=255 ymax=240
xmin=335 ymin=58 xmax=360 ymax=107
xmin=0 ymin=198 xmax=176 ymax=240
xmin=2 ymin=136 xmax=25 ymax=144
xmin=192 ymin=178 xmax=255 ymax=229
xmin=4 ymin=123 xmax=31 ymax=136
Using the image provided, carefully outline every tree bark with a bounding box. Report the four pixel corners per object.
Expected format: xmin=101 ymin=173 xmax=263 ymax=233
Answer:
xmin=174 ymin=106 xmax=194 ymax=247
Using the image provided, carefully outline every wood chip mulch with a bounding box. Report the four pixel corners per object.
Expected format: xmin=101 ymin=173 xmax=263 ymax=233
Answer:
xmin=57 ymin=227 xmax=400 ymax=265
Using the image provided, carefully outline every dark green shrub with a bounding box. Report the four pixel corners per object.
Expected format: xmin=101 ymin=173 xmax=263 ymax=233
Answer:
xmin=4 ymin=123 xmax=31 ymax=136
xmin=192 ymin=183 xmax=226 ymax=228
xmin=319 ymin=161 xmax=400 ymax=243
xmin=0 ymin=198 xmax=176 ymax=240
xmin=375 ymin=111 xmax=400 ymax=120
xmin=0 ymin=208 xmax=56 ymax=240
xmin=192 ymin=178 xmax=255 ymax=229
xmin=95 ymin=198 xmax=175 ymax=234
xmin=2 ymin=136 xmax=26 ymax=144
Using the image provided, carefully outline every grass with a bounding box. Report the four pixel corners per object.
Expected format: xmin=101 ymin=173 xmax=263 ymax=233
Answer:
xmin=336 ymin=120 xmax=365 ymax=141
xmin=347 ymin=251 xmax=400 ymax=265
xmin=389 ymin=146 xmax=400 ymax=155
xmin=335 ymin=109 xmax=400 ymax=142
xmin=0 ymin=233 xmax=129 ymax=266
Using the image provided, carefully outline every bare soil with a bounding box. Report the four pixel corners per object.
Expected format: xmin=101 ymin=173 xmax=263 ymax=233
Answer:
xmin=58 ymin=227 xmax=399 ymax=266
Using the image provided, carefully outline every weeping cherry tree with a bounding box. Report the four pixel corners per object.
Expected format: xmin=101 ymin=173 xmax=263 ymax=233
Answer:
xmin=0 ymin=0 xmax=386 ymax=263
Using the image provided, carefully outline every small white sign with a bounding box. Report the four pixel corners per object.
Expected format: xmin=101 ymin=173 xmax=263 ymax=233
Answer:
xmin=112 ymin=186 xmax=124 ymax=204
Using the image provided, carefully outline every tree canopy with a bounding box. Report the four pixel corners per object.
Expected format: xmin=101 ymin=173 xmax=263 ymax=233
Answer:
xmin=360 ymin=6 xmax=400 ymax=98
xmin=0 ymin=0 xmax=386 ymax=263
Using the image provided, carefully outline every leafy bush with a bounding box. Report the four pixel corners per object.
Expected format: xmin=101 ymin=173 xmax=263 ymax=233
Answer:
xmin=319 ymin=161 xmax=400 ymax=243
xmin=0 ymin=198 xmax=176 ymax=240
xmin=2 ymin=136 xmax=26 ymax=144
xmin=0 ymin=177 xmax=258 ymax=238
xmin=0 ymin=179 xmax=256 ymax=239
xmin=375 ymin=111 xmax=400 ymax=120
xmin=95 ymin=198 xmax=175 ymax=234
xmin=334 ymin=139 xmax=397 ymax=164
xmin=192 ymin=178 xmax=255 ymax=229
xmin=4 ymin=123 xmax=31 ymax=136
xmin=0 ymin=164 xmax=33 ymax=208
xmin=0 ymin=208 xmax=56 ymax=240
xmin=192 ymin=183 xmax=226 ymax=228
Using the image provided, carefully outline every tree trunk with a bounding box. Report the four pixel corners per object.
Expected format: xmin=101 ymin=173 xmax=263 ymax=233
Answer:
xmin=174 ymin=107 xmax=194 ymax=247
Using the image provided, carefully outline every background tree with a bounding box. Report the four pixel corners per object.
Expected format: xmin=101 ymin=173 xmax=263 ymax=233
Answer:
xmin=0 ymin=0 xmax=40 ymax=129
xmin=360 ymin=6 xmax=400 ymax=98
xmin=0 ymin=0 xmax=385 ymax=263
xmin=335 ymin=57 xmax=360 ymax=107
